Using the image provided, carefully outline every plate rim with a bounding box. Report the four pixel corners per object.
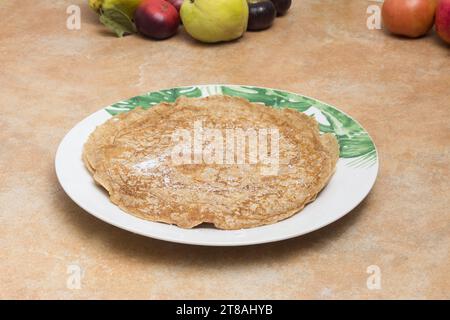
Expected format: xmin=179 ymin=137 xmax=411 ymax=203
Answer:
xmin=55 ymin=84 xmax=379 ymax=246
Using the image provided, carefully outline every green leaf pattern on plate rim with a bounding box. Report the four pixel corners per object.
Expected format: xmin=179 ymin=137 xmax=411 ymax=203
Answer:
xmin=105 ymin=85 xmax=377 ymax=168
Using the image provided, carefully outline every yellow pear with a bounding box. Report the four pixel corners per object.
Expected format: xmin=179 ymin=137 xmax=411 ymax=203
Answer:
xmin=181 ymin=0 xmax=249 ymax=43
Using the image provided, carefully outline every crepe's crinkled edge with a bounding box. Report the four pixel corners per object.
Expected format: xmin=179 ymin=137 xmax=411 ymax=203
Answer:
xmin=83 ymin=95 xmax=339 ymax=230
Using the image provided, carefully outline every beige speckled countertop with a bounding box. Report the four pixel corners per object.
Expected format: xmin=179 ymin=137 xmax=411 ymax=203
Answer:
xmin=1 ymin=0 xmax=449 ymax=299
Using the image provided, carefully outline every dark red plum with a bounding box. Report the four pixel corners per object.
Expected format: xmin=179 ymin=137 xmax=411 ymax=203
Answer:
xmin=134 ymin=0 xmax=180 ymax=40
xmin=270 ymin=0 xmax=291 ymax=16
xmin=167 ymin=0 xmax=184 ymax=12
xmin=247 ymin=0 xmax=276 ymax=31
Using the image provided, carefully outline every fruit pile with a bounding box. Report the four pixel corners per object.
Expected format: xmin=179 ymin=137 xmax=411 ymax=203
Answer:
xmin=382 ymin=0 xmax=450 ymax=44
xmin=88 ymin=0 xmax=291 ymax=43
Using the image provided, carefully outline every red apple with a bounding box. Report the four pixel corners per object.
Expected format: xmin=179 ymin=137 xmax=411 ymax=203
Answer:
xmin=382 ymin=0 xmax=437 ymax=38
xmin=436 ymin=0 xmax=450 ymax=43
xmin=167 ymin=0 xmax=184 ymax=12
xmin=134 ymin=0 xmax=180 ymax=40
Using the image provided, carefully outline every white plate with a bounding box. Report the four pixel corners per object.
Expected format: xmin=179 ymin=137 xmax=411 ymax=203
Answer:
xmin=55 ymin=85 xmax=378 ymax=246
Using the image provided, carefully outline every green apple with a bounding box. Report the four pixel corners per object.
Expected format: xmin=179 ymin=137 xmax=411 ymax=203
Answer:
xmin=181 ymin=0 xmax=249 ymax=43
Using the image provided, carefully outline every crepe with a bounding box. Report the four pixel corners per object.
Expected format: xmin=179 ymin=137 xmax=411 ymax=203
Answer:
xmin=83 ymin=95 xmax=339 ymax=230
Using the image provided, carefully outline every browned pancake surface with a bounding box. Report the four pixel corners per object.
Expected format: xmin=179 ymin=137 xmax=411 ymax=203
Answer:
xmin=83 ymin=96 xmax=339 ymax=229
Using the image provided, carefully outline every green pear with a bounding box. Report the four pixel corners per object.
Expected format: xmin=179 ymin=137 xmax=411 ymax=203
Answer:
xmin=88 ymin=0 xmax=141 ymax=19
xmin=181 ymin=0 xmax=249 ymax=43
xmin=88 ymin=0 xmax=104 ymax=13
xmin=102 ymin=0 xmax=141 ymax=18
